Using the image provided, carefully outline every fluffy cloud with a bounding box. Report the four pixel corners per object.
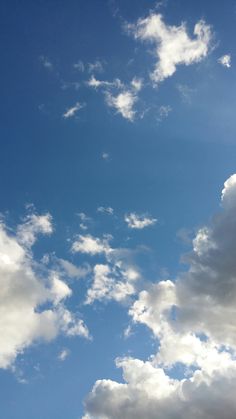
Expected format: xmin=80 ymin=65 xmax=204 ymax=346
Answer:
xmin=83 ymin=174 xmax=236 ymax=418
xmin=128 ymin=13 xmax=212 ymax=83
xmin=105 ymin=90 xmax=138 ymax=121
xmin=0 ymin=214 xmax=90 ymax=369
xmin=218 ymin=54 xmax=231 ymax=68
xmin=71 ymin=234 xmax=112 ymax=256
xmin=125 ymin=213 xmax=157 ymax=229
xmin=84 ymin=356 xmax=236 ymax=419
xmin=85 ymin=263 xmax=139 ymax=304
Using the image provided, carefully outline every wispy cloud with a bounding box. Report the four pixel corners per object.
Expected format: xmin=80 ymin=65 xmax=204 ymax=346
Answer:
xmin=63 ymin=102 xmax=85 ymax=119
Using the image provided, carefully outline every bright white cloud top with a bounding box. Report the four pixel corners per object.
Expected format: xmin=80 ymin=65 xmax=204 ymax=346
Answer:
xmin=128 ymin=14 xmax=212 ymax=84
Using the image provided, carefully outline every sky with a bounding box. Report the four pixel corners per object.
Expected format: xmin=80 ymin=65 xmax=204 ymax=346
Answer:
xmin=1 ymin=0 xmax=236 ymax=418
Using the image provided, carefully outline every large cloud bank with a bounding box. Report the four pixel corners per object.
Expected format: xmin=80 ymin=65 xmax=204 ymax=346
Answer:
xmin=83 ymin=175 xmax=236 ymax=419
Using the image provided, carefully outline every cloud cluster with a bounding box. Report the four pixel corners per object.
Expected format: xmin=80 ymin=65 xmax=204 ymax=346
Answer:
xmin=128 ymin=13 xmax=212 ymax=84
xmin=72 ymin=234 xmax=140 ymax=304
xmin=0 ymin=213 xmax=90 ymax=369
xmin=83 ymin=174 xmax=236 ymax=418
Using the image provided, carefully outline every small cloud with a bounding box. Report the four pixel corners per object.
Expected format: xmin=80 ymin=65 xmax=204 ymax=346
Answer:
xmin=131 ymin=77 xmax=143 ymax=92
xmin=71 ymin=234 xmax=112 ymax=256
xmin=102 ymin=152 xmax=110 ymax=161
xmin=88 ymin=60 xmax=105 ymax=74
xmin=157 ymin=105 xmax=172 ymax=122
xmin=97 ymin=206 xmax=114 ymax=215
xmin=125 ymin=213 xmax=157 ymax=229
xmin=176 ymin=84 xmax=195 ymax=104
xmin=105 ymin=90 xmax=138 ymax=121
xmin=61 ymin=81 xmax=80 ymax=91
xmin=73 ymin=60 xmax=85 ymax=72
xmin=58 ymin=348 xmax=70 ymax=362
xmin=39 ymin=55 xmax=53 ymax=70
xmin=218 ymin=54 xmax=231 ymax=68
xmin=87 ymin=75 xmax=123 ymax=90
xmin=123 ymin=324 xmax=134 ymax=339
xmin=63 ymin=102 xmax=85 ymax=119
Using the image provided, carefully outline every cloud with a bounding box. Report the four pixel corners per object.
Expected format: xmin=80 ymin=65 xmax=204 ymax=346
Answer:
xmin=83 ymin=174 xmax=236 ymax=418
xmin=71 ymin=234 xmax=112 ymax=256
xmin=125 ymin=213 xmax=157 ymax=229
xmin=73 ymin=60 xmax=85 ymax=72
xmin=128 ymin=13 xmax=212 ymax=84
xmin=63 ymin=102 xmax=85 ymax=119
xmin=0 ymin=213 xmax=90 ymax=369
xmin=85 ymin=263 xmax=139 ymax=305
xmin=87 ymin=76 xmax=123 ymax=90
xmin=97 ymin=206 xmax=114 ymax=215
xmin=176 ymin=84 xmax=196 ymax=104
xmin=58 ymin=348 xmax=70 ymax=361
xmin=105 ymin=91 xmax=138 ymax=121
xmin=218 ymin=54 xmax=231 ymax=68
xmin=39 ymin=55 xmax=53 ymax=70
xmin=88 ymin=60 xmax=105 ymax=74
xmin=101 ymin=152 xmax=110 ymax=160
xmin=157 ymin=105 xmax=172 ymax=122
xmin=57 ymin=258 xmax=91 ymax=279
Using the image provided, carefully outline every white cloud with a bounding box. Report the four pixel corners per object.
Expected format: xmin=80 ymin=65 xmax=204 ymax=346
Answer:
xmin=83 ymin=174 xmax=236 ymax=418
xmin=87 ymin=76 xmax=123 ymax=90
xmin=0 ymin=214 xmax=90 ymax=369
xmin=71 ymin=234 xmax=112 ymax=256
xmin=63 ymin=102 xmax=85 ymax=119
xmin=128 ymin=14 xmax=212 ymax=84
xmin=58 ymin=348 xmax=70 ymax=361
xmin=130 ymin=77 xmax=143 ymax=92
xmin=157 ymin=104 xmax=172 ymax=122
xmin=105 ymin=91 xmax=138 ymax=121
xmin=218 ymin=54 xmax=231 ymax=68
xmin=57 ymin=258 xmax=91 ymax=279
xmin=97 ymin=206 xmax=114 ymax=215
xmin=85 ymin=263 xmax=139 ymax=305
xmin=125 ymin=213 xmax=157 ymax=229
xmin=88 ymin=60 xmax=104 ymax=74
xmin=84 ymin=356 xmax=236 ymax=419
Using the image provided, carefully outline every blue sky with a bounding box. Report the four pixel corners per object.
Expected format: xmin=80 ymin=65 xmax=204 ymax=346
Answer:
xmin=1 ymin=1 xmax=236 ymax=418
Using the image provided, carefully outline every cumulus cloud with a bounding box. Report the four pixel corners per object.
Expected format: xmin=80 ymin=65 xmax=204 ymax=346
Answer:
xmin=105 ymin=90 xmax=138 ymax=121
xmin=218 ymin=54 xmax=231 ymax=68
xmin=71 ymin=234 xmax=112 ymax=256
xmin=63 ymin=102 xmax=85 ymax=119
xmin=128 ymin=13 xmax=212 ymax=84
xmin=0 ymin=214 xmax=90 ymax=369
xmin=84 ymin=356 xmax=236 ymax=419
xmin=83 ymin=174 xmax=236 ymax=418
xmin=125 ymin=213 xmax=157 ymax=229
xmin=85 ymin=263 xmax=139 ymax=305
